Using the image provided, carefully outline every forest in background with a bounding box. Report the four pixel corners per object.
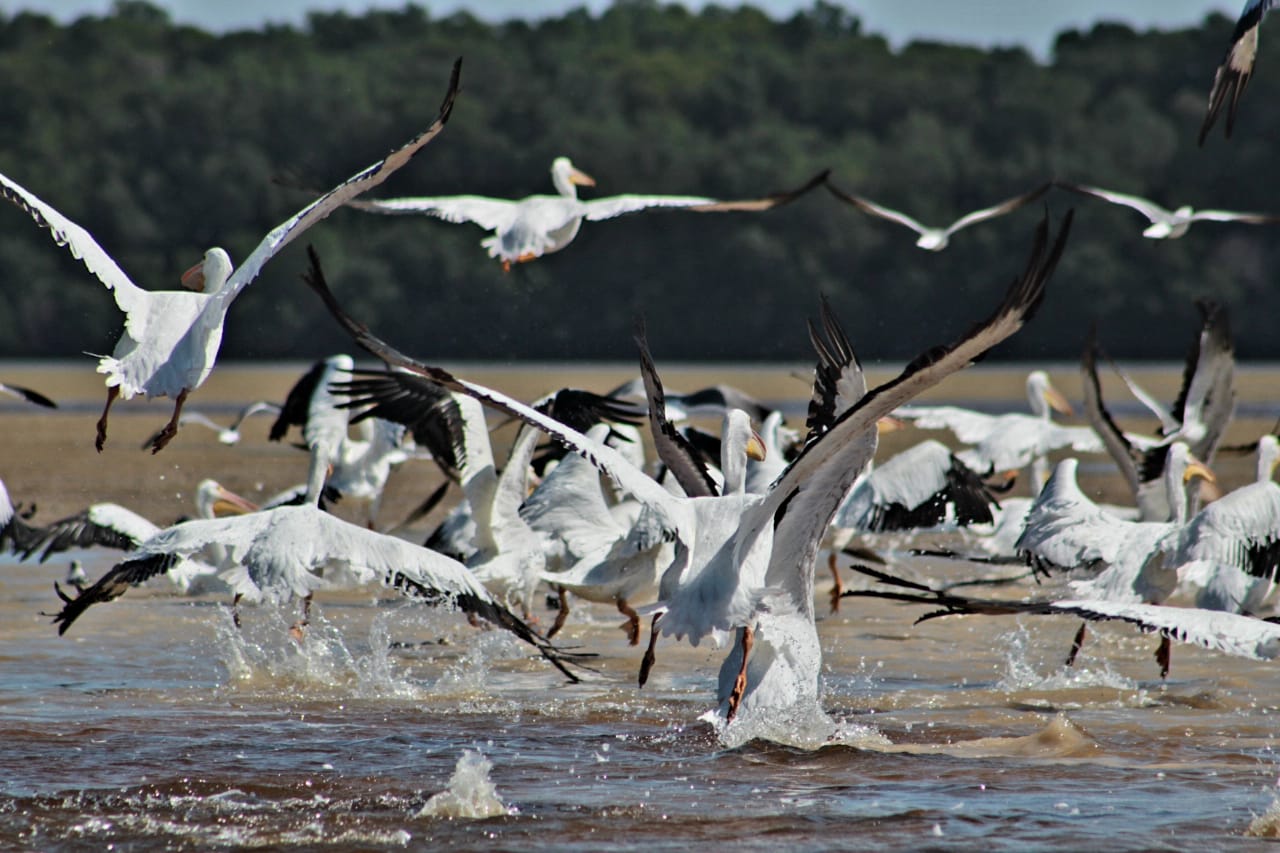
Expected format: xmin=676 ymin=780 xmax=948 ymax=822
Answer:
xmin=0 ymin=0 xmax=1272 ymax=366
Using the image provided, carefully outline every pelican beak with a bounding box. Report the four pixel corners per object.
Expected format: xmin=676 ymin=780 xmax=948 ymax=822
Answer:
xmin=1182 ymin=459 xmax=1216 ymax=485
xmin=180 ymin=260 xmax=206 ymax=292
xmin=745 ymin=430 xmax=767 ymax=462
xmin=569 ymin=166 xmax=596 ymax=187
xmin=876 ymin=415 xmax=906 ymax=434
xmin=1042 ymin=382 xmax=1074 ymax=417
xmin=212 ymin=485 xmax=259 ymax=516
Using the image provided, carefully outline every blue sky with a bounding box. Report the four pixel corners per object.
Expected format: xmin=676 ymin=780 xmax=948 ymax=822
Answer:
xmin=0 ymin=1 xmax=1242 ymax=59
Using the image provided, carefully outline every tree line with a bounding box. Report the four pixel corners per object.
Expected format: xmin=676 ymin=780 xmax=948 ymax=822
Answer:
xmin=0 ymin=0 xmax=1269 ymax=366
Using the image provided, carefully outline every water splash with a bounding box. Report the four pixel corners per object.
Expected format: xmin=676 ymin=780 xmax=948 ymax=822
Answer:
xmin=995 ymin=624 xmax=1136 ymax=693
xmin=1246 ymin=800 xmax=1280 ymax=838
xmin=416 ymin=750 xmax=511 ymax=819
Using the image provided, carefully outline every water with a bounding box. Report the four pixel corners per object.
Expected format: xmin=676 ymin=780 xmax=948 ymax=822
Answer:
xmin=2 ymin=363 xmax=1279 ymax=849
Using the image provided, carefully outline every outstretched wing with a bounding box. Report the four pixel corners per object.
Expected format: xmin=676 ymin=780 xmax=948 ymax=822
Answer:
xmin=0 ymin=381 xmax=56 ymax=409
xmin=946 ymin=183 xmax=1051 ymax=234
xmin=215 ymin=58 xmax=462 ymax=306
xmin=346 ymin=194 xmax=519 ymax=231
xmin=1199 ymin=0 xmax=1278 ymax=144
xmin=582 ymin=169 xmax=828 ymax=221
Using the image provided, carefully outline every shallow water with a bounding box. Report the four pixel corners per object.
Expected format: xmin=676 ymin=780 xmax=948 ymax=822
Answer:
xmin=2 ymin=363 xmax=1279 ymax=850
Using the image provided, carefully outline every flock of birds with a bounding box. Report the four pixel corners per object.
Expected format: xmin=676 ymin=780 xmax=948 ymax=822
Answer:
xmin=0 ymin=3 xmax=1278 ymax=737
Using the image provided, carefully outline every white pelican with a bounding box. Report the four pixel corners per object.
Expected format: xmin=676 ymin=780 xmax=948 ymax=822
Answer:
xmin=0 ymin=60 xmax=459 ymax=453
xmin=0 ymin=381 xmax=56 ymax=409
xmin=1056 ymin=182 xmax=1280 ymax=239
xmin=824 ymin=179 xmax=1050 ymax=251
xmin=1082 ymin=303 xmax=1235 ymax=522
xmin=344 ymin=157 xmax=827 ymax=270
xmin=48 ymin=432 xmax=588 ymax=682
xmin=1200 ymin=0 xmax=1278 ymax=144
xmin=304 ymin=213 xmax=1071 ymax=736
xmin=844 ymin=563 xmax=1280 ymax=665
xmin=895 ymin=370 xmax=1101 ymax=488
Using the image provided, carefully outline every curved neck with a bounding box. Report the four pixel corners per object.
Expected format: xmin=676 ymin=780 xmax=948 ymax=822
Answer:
xmin=551 ymin=169 xmax=580 ymax=199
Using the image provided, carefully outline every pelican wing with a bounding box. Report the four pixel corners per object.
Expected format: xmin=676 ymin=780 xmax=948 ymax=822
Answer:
xmin=747 ymin=210 xmax=1070 ymax=563
xmin=24 ymin=503 xmax=159 ymax=562
xmin=1081 ymin=328 xmax=1144 ymax=495
xmin=581 ymin=169 xmax=828 ymax=221
xmin=0 ymin=382 xmax=56 ymax=409
xmin=1169 ymin=300 xmax=1235 ymax=460
xmin=1188 ymin=208 xmax=1280 ymax=224
xmin=634 ymin=319 xmax=719 ymax=498
xmin=944 ymin=183 xmax=1052 ymax=234
xmin=844 ymin=564 xmax=1280 ymax=662
xmin=213 ymin=58 xmax=460 ymax=308
xmin=1199 ymin=0 xmax=1278 ymax=144
xmin=0 ymin=171 xmax=151 ymax=338
xmin=824 ymin=181 xmax=929 ymax=234
xmin=893 ymin=405 xmax=998 ymax=444
xmin=1055 ymin=183 xmax=1170 ymax=222
xmin=346 ymin=194 xmax=519 ymax=230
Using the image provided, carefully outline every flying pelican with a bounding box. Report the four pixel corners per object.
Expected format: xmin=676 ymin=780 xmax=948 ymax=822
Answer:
xmin=304 ymin=211 xmax=1071 ymax=737
xmin=824 ymin=179 xmax=1051 ymax=251
xmin=0 ymin=381 xmax=56 ymax=409
xmin=1056 ymin=182 xmax=1280 ymax=239
xmin=343 ymin=157 xmax=828 ymax=270
xmin=1082 ymin=303 xmax=1235 ymax=522
xmin=47 ymin=417 xmax=588 ymax=682
xmin=895 ymin=370 xmax=1101 ymax=488
xmin=0 ymin=60 xmax=459 ymax=453
xmin=1200 ymin=0 xmax=1278 ymax=144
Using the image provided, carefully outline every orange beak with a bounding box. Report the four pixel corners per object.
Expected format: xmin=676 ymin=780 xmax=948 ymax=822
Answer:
xmin=569 ymin=166 xmax=596 ymax=187
xmin=1042 ymin=383 xmax=1074 ymax=417
xmin=180 ymin=260 xmax=206 ymax=292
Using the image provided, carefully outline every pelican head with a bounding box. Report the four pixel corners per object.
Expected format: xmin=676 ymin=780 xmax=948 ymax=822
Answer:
xmin=1258 ymin=434 xmax=1280 ymax=483
xmin=180 ymin=248 xmax=234 ymax=293
xmin=194 ymin=479 xmax=259 ymax=518
xmin=551 ymin=156 xmax=596 ymax=196
xmin=1027 ymin=371 xmax=1073 ymax=417
xmin=1171 ymin=444 xmax=1216 ymax=486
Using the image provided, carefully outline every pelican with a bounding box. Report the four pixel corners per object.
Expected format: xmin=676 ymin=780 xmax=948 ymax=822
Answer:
xmin=895 ymin=370 xmax=1101 ymax=488
xmin=0 ymin=60 xmax=459 ymax=453
xmin=0 ymin=381 xmax=56 ymax=409
xmin=344 ymin=157 xmax=827 ymax=270
xmin=1082 ymin=303 xmax=1235 ymax=522
xmin=1056 ymin=182 xmax=1280 ymax=239
xmin=824 ymin=179 xmax=1050 ymax=251
xmin=48 ymin=417 xmax=587 ymax=682
xmin=1200 ymin=0 xmax=1278 ymax=144
xmin=304 ymin=212 xmax=1071 ymax=738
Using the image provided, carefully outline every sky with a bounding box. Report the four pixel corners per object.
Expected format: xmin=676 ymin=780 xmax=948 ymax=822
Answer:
xmin=0 ymin=1 xmax=1242 ymax=60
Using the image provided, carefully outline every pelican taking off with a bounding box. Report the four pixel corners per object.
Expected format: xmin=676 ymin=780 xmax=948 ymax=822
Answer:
xmin=344 ymin=157 xmax=827 ymax=270
xmin=1056 ymin=182 xmax=1280 ymax=239
xmin=0 ymin=60 xmax=460 ymax=453
xmin=1200 ymin=0 xmax=1278 ymax=144
xmin=824 ymin=179 xmax=1050 ymax=251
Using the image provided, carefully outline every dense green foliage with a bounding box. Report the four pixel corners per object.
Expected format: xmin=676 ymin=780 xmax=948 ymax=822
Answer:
xmin=0 ymin=1 xmax=1270 ymax=365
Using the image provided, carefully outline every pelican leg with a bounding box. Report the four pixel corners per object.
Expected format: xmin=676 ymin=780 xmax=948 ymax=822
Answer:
xmin=95 ymin=386 xmax=120 ymax=452
xmin=828 ymin=552 xmax=843 ymax=614
xmin=232 ymin=593 xmax=243 ymax=629
xmin=616 ymin=598 xmax=640 ymax=645
xmin=1155 ymin=635 xmax=1172 ymax=679
xmin=1065 ymin=621 xmax=1088 ymax=667
xmin=289 ymin=593 xmax=312 ymax=642
xmin=725 ymin=624 xmax=754 ymax=724
xmin=638 ymin=614 xmax=661 ymax=688
xmin=147 ymin=388 xmax=189 ymax=454
xmin=547 ymin=586 xmax=570 ymax=640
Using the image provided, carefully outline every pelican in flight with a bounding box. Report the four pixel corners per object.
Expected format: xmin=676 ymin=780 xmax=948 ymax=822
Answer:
xmin=344 ymin=157 xmax=827 ymax=270
xmin=824 ymin=179 xmax=1050 ymax=251
xmin=1200 ymin=0 xmax=1277 ymax=144
xmin=304 ymin=211 xmax=1071 ymax=739
xmin=139 ymin=401 xmax=281 ymax=448
xmin=0 ymin=60 xmax=460 ymax=453
xmin=1056 ymin=182 xmax=1280 ymax=239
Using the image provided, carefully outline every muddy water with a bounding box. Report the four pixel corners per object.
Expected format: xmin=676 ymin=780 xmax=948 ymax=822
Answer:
xmin=2 ymin=363 xmax=1279 ymax=850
